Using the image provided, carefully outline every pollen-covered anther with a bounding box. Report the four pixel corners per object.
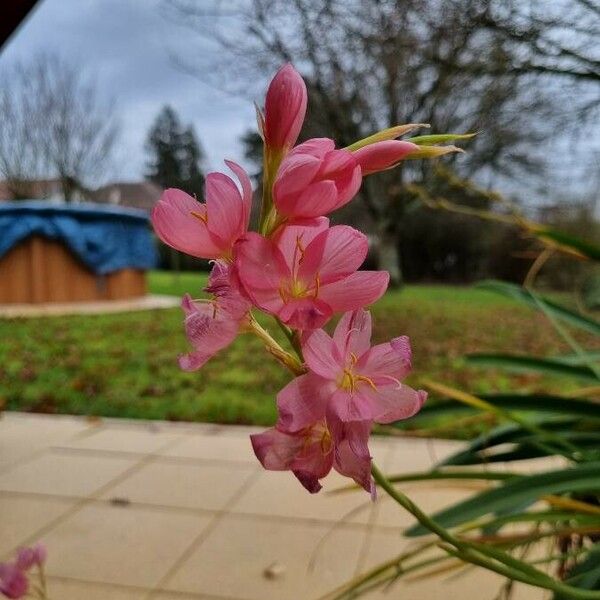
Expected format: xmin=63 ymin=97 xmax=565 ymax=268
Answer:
xmin=339 ymin=368 xmax=377 ymax=393
xmin=190 ymin=210 xmax=208 ymax=224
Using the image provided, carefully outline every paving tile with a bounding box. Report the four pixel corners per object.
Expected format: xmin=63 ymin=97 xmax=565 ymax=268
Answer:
xmin=0 ymin=413 xmax=94 ymax=472
xmin=58 ymin=424 xmax=184 ymax=455
xmin=373 ymin=481 xmax=477 ymax=529
xmin=42 ymin=503 xmax=212 ymax=588
xmin=46 ymin=578 xmax=148 ymax=600
xmin=357 ymin=529 xmax=546 ymax=599
xmin=154 ymin=593 xmax=241 ymax=600
xmin=230 ymin=468 xmax=375 ymax=525
xmin=228 ymin=438 xmax=391 ymax=525
xmin=0 ymin=452 xmax=141 ymax=497
xmin=102 ymin=459 xmax=256 ymax=511
xmin=0 ymin=494 xmax=76 ymax=558
xmin=164 ymin=514 xmax=366 ymax=600
xmin=161 ymin=433 xmax=258 ymax=464
xmin=384 ymin=437 xmax=463 ymax=474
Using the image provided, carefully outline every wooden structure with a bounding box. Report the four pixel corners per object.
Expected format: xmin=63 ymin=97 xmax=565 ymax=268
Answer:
xmin=0 ymin=236 xmax=146 ymax=304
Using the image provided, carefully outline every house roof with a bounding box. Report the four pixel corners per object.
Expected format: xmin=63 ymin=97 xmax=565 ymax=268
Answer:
xmin=91 ymin=182 xmax=163 ymax=212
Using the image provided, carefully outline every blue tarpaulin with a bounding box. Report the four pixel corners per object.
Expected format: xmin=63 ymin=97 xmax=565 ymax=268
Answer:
xmin=0 ymin=201 xmax=158 ymax=275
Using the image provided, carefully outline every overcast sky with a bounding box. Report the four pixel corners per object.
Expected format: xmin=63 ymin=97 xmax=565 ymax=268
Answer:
xmin=1 ymin=0 xmax=256 ymax=182
xmin=1 ymin=0 xmax=598 ymax=210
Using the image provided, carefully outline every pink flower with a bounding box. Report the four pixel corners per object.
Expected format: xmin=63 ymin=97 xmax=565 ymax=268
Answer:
xmin=15 ymin=545 xmax=46 ymax=571
xmin=234 ymin=218 xmax=389 ymax=329
xmin=353 ymin=140 xmax=419 ymax=175
xmin=152 ymin=160 xmax=252 ymax=260
xmin=178 ymin=262 xmax=250 ymax=371
xmin=264 ymin=64 xmax=307 ymax=151
xmin=272 ymin=139 xmax=362 ymax=219
xmin=0 ymin=563 xmax=28 ymax=599
xmin=276 ymin=309 xmax=426 ymax=433
xmin=250 ymin=417 xmax=373 ymax=494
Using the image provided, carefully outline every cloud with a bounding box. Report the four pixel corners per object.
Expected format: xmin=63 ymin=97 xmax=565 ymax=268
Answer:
xmin=0 ymin=0 xmax=256 ymax=182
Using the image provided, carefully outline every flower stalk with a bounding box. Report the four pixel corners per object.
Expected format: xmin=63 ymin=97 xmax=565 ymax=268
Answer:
xmin=371 ymin=464 xmax=600 ymax=600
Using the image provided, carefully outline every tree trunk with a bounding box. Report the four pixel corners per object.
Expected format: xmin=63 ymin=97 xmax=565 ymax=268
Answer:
xmin=377 ymin=227 xmax=402 ymax=289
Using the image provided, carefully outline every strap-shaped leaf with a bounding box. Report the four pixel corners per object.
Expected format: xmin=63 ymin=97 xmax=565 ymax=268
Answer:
xmin=476 ymin=280 xmax=600 ymax=336
xmin=441 ymin=421 xmax=594 ymax=466
xmin=535 ymin=227 xmax=600 ymax=262
xmin=406 ymin=461 xmax=600 ymax=537
xmin=466 ymin=354 xmax=599 ymax=383
xmin=407 ymin=394 xmax=600 ymax=424
xmin=555 ymin=545 xmax=600 ymax=598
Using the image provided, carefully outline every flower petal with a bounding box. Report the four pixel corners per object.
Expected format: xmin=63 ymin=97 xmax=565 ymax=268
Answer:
xmin=178 ymin=294 xmax=242 ymax=371
xmin=151 ymin=189 xmax=222 ymax=258
xmin=205 ymin=172 xmax=245 ymax=248
xmin=318 ymin=271 xmax=389 ymax=312
xmin=299 ymin=225 xmax=368 ymax=284
xmin=359 ymin=384 xmax=427 ymax=424
xmin=274 ymin=217 xmax=329 ymax=270
xmin=278 ymin=297 xmax=333 ymax=330
xmin=277 ymin=373 xmax=333 ymax=432
xmin=302 ymin=329 xmax=343 ymax=379
xmin=276 ymin=179 xmax=338 ymax=218
xmin=353 ymin=140 xmax=418 ymax=175
xmin=234 ymin=233 xmax=288 ymax=313
xmin=358 ymin=336 xmax=413 ymax=380
xmin=273 ymin=153 xmax=321 ymax=199
xmin=289 ymin=137 xmax=335 ymax=158
xmin=264 ymin=63 xmax=307 ymax=149
xmin=327 ymin=388 xmax=372 ymax=423
xmin=224 ymin=159 xmax=253 ymax=229
xmin=332 ymin=309 xmax=373 ymax=359
xmin=251 ymin=427 xmax=303 ymax=470
xmin=331 ymin=419 xmax=374 ymax=496
xmin=333 ymin=164 xmax=362 ymax=208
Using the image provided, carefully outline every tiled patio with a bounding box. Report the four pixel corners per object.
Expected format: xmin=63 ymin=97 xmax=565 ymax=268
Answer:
xmin=0 ymin=412 xmax=544 ymax=599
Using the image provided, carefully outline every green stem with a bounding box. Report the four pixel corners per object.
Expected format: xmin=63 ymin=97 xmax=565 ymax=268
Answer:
xmin=371 ymin=463 xmax=600 ymax=599
xmin=248 ymin=314 xmax=305 ymax=375
xmin=258 ymin=147 xmax=283 ymax=235
xmin=274 ymin=317 xmax=305 ymax=362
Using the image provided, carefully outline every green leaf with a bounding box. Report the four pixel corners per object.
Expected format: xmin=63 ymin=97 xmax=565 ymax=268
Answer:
xmin=582 ymin=273 xmax=600 ymax=310
xmin=555 ymin=545 xmax=600 ymax=598
xmin=552 ymin=352 xmax=600 ymax=366
xmin=466 ymin=354 xmax=599 ymax=383
xmin=477 ymin=510 xmax=600 ymax=532
xmin=407 ymin=394 xmax=600 ymax=424
xmin=445 ymin=436 xmax=600 ymax=466
xmin=440 ymin=420 xmax=582 ymax=465
xmin=535 ymin=227 xmax=600 ymax=262
xmin=409 ymin=132 xmax=477 ymax=145
xmin=406 ymin=461 xmax=600 ymax=537
xmin=476 ymin=280 xmax=600 ymax=336
xmin=386 ymin=469 xmax=517 ymax=484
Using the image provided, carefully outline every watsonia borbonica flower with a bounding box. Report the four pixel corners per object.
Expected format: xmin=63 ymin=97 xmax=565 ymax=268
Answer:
xmin=150 ymin=62 xmax=466 ymax=494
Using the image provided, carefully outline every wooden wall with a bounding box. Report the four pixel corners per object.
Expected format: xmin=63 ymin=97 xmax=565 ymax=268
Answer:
xmin=0 ymin=236 xmax=146 ymax=304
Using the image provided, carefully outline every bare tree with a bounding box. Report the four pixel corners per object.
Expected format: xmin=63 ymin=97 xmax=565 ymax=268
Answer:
xmin=166 ymin=0 xmax=593 ymax=285
xmin=0 ymin=54 xmax=120 ymax=201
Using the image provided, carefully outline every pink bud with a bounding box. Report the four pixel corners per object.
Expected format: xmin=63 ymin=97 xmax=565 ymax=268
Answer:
xmin=353 ymin=140 xmax=419 ymax=175
xmin=264 ymin=64 xmax=307 ymax=150
xmin=273 ymin=138 xmax=362 ymax=219
xmin=0 ymin=563 xmax=28 ymax=599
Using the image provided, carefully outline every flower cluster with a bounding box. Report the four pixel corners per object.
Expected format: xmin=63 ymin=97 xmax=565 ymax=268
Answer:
xmin=0 ymin=544 xmax=47 ymax=599
xmin=152 ymin=64 xmax=460 ymax=494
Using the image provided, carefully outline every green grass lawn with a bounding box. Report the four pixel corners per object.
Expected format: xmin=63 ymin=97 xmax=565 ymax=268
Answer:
xmin=0 ymin=270 xmax=595 ymax=430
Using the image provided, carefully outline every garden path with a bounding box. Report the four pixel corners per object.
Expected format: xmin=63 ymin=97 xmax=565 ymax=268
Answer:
xmin=0 ymin=412 xmax=546 ymax=599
